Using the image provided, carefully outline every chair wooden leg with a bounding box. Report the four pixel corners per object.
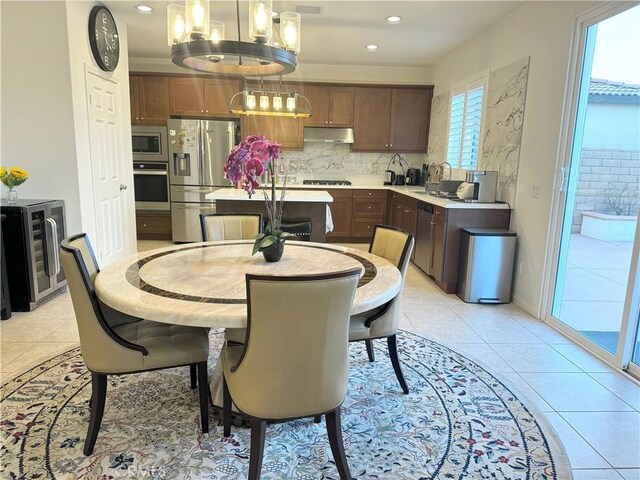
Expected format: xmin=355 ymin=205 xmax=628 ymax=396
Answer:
xmin=223 ymin=377 xmax=232 ymax=437
xmin=190 ymin=364 xmax=197 ymax=389
xmin=325 ymin=407 xmax=352 ymax=480
xmin=365 ymin=339 xmax=375 ymax=362
xmin=248 ymin=419 xmax=267 ymax=480
xmin=197 ymin=362 xmax=209 ymax=433
xmin=84 ymin=372 xmax=107 ymax=456
xmin=387 ymin=334 xmax=409 ymax=394
xmin=313 ymin=415 xmax=322 ymax=423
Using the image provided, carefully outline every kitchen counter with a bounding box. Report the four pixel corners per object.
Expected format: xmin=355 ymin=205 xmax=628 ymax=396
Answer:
xmin=282 ymin=184 xmax=510 ymax=210
xmin=206 ymin=188 xmax=333 ymax=203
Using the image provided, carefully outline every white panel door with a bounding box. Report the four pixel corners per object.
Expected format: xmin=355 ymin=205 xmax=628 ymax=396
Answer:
xmin=86 ymin=70 xmax=130 ymax=265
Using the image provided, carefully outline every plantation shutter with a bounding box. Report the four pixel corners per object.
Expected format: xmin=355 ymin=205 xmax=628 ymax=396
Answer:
xmin=445 ymin=77 xmax=486 ymax=170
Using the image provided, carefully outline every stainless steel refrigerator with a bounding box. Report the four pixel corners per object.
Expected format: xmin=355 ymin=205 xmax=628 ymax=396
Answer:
xmin=168 ymin=118 xmax=239 ymax=242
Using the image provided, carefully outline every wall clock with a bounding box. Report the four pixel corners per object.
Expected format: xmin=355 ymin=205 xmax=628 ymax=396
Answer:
xmin=88 ymin=5 xmax=120 ymax=72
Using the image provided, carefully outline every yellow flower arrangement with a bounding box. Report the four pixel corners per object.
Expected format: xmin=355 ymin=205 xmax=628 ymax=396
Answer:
xmin=0 ymin=166 xmax=29 ymax=189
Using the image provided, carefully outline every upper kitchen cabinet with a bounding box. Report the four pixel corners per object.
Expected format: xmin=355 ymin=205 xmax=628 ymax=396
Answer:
xmin=169 ymin=77 xmax=240 ymax=118
xmin=242 ymin=114 xmax=303 ymax=150
xmin=130 ymin=76 xmax=170 ymax=126
xmin=241 ymin=82 xmax=305 ymax=150
xmin=390 ymin=88 xmax=433 ymax=152
xmin=353 ymin=86 xmax=433 ymax=153
xmin=304 ymin=85 xmax=354 ymax=128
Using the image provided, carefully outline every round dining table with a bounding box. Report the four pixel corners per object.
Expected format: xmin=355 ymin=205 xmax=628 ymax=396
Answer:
xmin=95 ymin=240 xmax=402 ymax=328
xmin=95 ymin=240 xmax=402 ymax=407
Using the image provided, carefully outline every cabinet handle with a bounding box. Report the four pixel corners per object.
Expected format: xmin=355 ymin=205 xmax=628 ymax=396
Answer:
xmin=325 ymin=121 xmax=328 ymax=124
xmin=120 ymin=184 xmax=128 ymax=191
xmin=329 ymin=121 xmax=333 ymax=124
xmin=435 ymin=210 xmax=441 ymax=216
xmin=367 ymin=225 xmax=371 ymax=229
xmin=390 ymin=144 xmax=393 ymax=147
xmin=404 ymin=209 xmax=410 ymax=213
xmin=368 ymin=206 xmax=371 ymax=210
xmin=368 ymin=192 xmax=372 ymax=196
xmin=141 ymin=117 xmax=144 ymax=120
xmin=201 ymin=110 xmax=204 ymax=113
xmin=385 ymin=144 xmax=388 ymax=147
xmin=143 ymin=223 xmax=147 ymax=227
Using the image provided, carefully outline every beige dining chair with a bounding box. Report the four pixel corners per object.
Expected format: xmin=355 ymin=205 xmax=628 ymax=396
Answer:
xmin=60 ymin=233 xmax=210 ymax=456
xmin=200 ymin=213 xmax=262 ymax=242
xmin=221 ymin=269 xmax=361 ymax=480
xmin=349 ymin=224 xmax=414 ymax=394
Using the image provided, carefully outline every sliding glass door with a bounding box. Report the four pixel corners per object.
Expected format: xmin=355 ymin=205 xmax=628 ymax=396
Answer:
xmin=550 ymin=4 xmax=640 ymax=376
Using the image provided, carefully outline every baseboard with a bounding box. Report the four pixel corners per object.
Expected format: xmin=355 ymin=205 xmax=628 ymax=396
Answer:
xmin=512 ymin=293 xmax=540 ymax=319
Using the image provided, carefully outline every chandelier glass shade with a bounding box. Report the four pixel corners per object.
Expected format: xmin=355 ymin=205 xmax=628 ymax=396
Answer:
xmin=168 ymin=0 xmax=301 ymax=77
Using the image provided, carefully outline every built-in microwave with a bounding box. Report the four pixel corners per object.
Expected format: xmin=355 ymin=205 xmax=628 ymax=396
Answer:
xmin=132 ymin=126 xmax=168 ymax=162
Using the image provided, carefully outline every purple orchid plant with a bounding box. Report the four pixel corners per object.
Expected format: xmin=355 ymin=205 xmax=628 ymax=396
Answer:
xmin=223 ymin=135 xmax=296 ymax=254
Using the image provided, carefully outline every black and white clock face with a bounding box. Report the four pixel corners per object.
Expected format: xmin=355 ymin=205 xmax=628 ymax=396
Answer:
xmin=88 ymin=6 xmax=119 ymax=72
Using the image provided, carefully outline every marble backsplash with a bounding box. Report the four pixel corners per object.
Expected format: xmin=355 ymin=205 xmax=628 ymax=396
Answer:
xmin=426 ymin=91 xmax=451 ymax=167
xmin=280 ymin=143 xmax=427 ymax=183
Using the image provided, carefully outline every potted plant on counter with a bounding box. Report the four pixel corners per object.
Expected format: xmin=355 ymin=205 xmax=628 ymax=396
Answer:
xmin=223 ymin=135 xmax=296 ymax=262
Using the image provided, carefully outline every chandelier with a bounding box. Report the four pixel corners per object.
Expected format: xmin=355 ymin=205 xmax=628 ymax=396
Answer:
xmin=167 ymin=0 xmax=301 ymax=77
xmin=228 ymin=79 xmax=312 ymax=117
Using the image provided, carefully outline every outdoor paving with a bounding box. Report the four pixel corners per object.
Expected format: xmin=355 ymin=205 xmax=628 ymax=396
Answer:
xmin=558 ymin=233 xmax=635 ymax=353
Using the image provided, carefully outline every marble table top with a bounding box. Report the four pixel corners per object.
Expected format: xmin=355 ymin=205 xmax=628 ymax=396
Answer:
xmin=206 ymin=188 xmax=333 ymax=203
xmin=95 ymin=241 xmax=401 ymax=328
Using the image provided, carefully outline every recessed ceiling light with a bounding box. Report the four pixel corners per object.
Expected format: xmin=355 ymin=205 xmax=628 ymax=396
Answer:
xmin=135 ymin=5 xmax=152 ymax=14
xmin=386 ymin=15 xmax=402 ymax=24
xmin=366 ymin=44 xmax=379 ymax=51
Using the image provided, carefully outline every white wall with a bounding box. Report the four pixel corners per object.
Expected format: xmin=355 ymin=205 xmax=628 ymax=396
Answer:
xmin=583 ymin=102 xmax=640 ymax=149
xmin=1 ymin=1 xmax=82 ymax=233
xmin=129 ymin=57 xmax=434 ymax=85
xmin=430 ymin=1 xmax=598 ymax=316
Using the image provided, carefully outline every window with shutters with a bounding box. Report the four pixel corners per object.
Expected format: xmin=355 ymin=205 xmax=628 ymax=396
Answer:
xmin=446 ymin=75 xmax=487 ymax=170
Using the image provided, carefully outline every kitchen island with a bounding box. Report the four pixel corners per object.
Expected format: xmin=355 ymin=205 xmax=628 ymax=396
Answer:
xmin=206 ymin=188 xmax=333 ymax=243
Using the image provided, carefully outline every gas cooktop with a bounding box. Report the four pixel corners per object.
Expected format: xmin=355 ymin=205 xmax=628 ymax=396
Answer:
xmin=302 ymin=180 xmax=352 ymax=186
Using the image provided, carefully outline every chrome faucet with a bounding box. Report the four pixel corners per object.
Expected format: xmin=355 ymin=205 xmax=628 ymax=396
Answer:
xmin=436 ymin=161 xmax=452 ymax=181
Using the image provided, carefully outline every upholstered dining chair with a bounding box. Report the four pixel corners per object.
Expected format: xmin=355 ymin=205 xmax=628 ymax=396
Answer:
xmin=60 ymin=233 xmax=210 ymax=456
xmin=200 ymin=213 xmax=262 ymax=242
xmin=349 ymin=224 xmax=414 ymax=394
xmin=222 ymin=269 xmax=361 ymax=480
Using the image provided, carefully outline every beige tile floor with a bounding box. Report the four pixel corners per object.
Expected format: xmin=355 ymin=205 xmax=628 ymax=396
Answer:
xmin=1 ymin=241 xmax=639 ymax=480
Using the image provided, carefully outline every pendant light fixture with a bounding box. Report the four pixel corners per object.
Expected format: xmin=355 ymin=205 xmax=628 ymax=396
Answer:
xmin=168 ymin=0 xmax=301 ymax=77
xmin=228 ymin=77 xmax=311 ymax=118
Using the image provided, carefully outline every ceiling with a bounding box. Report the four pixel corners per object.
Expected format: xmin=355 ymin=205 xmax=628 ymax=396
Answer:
xmin=103 ymin=1 xmax=522 ymax=68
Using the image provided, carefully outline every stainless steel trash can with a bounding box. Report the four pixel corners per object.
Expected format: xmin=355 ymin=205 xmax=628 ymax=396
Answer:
xmin=457 ymin=228 xmax=516 ymax=304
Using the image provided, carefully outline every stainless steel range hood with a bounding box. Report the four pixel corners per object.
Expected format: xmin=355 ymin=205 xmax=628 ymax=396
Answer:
xmin=303 ymin=127 xmax=354 ymax=144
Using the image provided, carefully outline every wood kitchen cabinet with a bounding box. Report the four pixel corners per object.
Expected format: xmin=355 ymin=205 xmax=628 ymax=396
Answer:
xmin=242 ymin=114 xmax=304 ymax=150
xmin=304 ymin=85 xmax=355 ymax=127
xmin=326 ymin=189 xmax=352 ymax=238
xmin=169 ymin=77 xmax=240 ymax=118
xmin=353 ymin=87 xmax=433 ymax=153
xmin=130 ymin=76 xmax=170 ymax=125
xmin=429 ymin=206 xmax=511 ymax=293
xmin=351 ymin=190 xmax=387 ymax=238
xmin=388 ymin=192 xmax=417 ymax=237
xmin=136 ymin=212 xmax=171 ymax=240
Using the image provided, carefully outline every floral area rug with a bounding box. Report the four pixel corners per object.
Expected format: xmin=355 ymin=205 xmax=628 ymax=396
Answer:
xmin=1 ymin=330 xmax=571 ymax=479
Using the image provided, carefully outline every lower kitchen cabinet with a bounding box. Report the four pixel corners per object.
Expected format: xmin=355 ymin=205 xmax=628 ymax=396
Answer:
xmin=388 ymin=192 xmax=417 ymax=237
xmin=136 ymin=211 xmax=171 ymax=240
xmin=429 ymin=206 xmax=511 ymax=294
xmin=326 ymin=189 xmax=353 ymax=238
xmin=351 ymin=190 xmax=387 ymax=239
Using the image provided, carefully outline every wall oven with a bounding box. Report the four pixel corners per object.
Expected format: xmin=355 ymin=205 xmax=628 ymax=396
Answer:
xmin=132 ymin=126 xmax=168 ymax=162
xmin=134 ymin=162 xmax=170 ymax=211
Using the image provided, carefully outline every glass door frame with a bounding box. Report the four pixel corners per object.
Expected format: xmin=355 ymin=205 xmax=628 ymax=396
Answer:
xmin=542 ymin=0 xmax=640 ymax=377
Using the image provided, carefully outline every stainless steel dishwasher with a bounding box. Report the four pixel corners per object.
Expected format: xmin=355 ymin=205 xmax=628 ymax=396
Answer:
xmin=414 ymin=201 xmax=434 ymax=275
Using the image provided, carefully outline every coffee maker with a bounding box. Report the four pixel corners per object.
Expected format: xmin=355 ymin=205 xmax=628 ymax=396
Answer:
xmin=462 ymin=170 xmax=498 ymax=202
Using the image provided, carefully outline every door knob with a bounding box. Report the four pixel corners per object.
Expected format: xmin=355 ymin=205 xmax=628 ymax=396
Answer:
xmin=120 ymin=184 xmax=127 ymax=190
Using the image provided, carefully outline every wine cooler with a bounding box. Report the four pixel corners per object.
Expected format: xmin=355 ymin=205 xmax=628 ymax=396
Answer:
xmin=1 ymin=199 xmax=67 ymax=311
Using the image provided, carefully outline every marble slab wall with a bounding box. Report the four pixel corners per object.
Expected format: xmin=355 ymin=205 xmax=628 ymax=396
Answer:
xmin=480 ymin=57 xmax=530 ymax=204
xmin=281 ymin=143 xmax=427 ymax=181
xmin=426 ymin=91 xmax=451 ymax=166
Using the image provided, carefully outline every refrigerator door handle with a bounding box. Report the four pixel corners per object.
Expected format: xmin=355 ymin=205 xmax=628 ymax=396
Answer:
xmin=199 ymin=122 xmax=206 ymax=186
